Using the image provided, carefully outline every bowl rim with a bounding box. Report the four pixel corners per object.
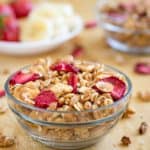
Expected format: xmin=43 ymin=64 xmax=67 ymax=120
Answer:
xmin=95 ymin=0 xmax=150 ymax=33
xmin=5 ymin=63 xmax=132 ymax=115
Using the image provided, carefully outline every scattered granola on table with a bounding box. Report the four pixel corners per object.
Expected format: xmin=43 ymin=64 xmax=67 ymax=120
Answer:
xmin=0 ymin=105 xmax=7 ymax=114
xmin=0 ymin=133 xmax=15 ymax=147
xmin=122 ymin=107 xmax=135 ymax=119
xmin=137 ymin=90 xmax=150 ymax=102
xmin=121 ymin=136 xmax=131 ymax=146
xmin=1 ymin=68 xmax=10 ymax=75
xmin=139 ymin=122 xmax=148 ymax=135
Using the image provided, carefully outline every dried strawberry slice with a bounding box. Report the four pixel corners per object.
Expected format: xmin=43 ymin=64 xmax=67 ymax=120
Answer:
xmin=68 ymin=73 xmax=78 ymax=93
xmin=0 ymin=89 xmax=5 ymax=98
xmin=94 ymin=76 xmax=126 ymax=100
xmin=11 ymin=0 xmax=33 ymax=18
xmin=50 ymin=62 xmax=79 ymax=73
xmin=84 ymin=20 xmax=97 ymax=29
xmin=71 ymin=45 xmax=84 ymax=58
xmin=34 ymin=90 xmax=57 ymax=109
xmin=107 ymin=11 xmax=127 ymax=23
xmin=9 ymin=71 xmax=40 ymax=85
xmin=134 ymin=62 xmax=150 ymax=75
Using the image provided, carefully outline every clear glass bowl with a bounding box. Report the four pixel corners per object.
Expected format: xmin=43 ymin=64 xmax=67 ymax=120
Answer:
xmin=5 ymin=65 xmax=132 ymax=150
xmin=96 ymin=0 xmax=150 ymax=54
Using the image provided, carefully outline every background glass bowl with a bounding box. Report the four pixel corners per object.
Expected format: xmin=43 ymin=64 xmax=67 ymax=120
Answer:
xmin=96 ymin=0 xmax=150 ymax=54
xmin=5 ymin=65 xmax=132 ymax=150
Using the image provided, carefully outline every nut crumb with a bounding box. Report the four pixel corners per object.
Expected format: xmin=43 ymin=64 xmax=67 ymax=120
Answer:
xmin=139 ymin=122 xmax=148 ymax=135
xmin=2 ymin=69 xmax=10 ymax=75
xmin=121 ymin=136 xmax=131 ymax=146
xmin=0 ymin=133 xmax=15 ymax=147
xmin=137 ymin=91 xmax=150 ymax=102
xmin=0 ymin=106 xmax=7 ymax=114
xmin=115 ymin=55 xmax=125 ymax=65
xmin=122 ymin=107 xmax=135 ymax=119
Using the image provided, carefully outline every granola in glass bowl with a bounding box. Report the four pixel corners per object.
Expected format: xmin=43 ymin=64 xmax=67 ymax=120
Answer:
xmin=5 ymin=56 xmax=132 ymax=149
xmin=97 ymin=0 xmax=150 ymax=54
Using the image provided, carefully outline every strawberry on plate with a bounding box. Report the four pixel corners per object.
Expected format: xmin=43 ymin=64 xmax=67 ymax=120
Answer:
xmin=11 ymin=0 xmax=33 ymax=18
xmin=0 ymin=15 xmax=20 ymax=41
xmin=0 ymin=4 xmax=15 ymax=17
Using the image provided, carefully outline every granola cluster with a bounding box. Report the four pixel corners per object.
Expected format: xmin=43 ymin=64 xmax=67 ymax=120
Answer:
xmin=99 ymin=0 xmax=150 ymax=48
xmin=9 ymin=56 xmax=126 ymax=112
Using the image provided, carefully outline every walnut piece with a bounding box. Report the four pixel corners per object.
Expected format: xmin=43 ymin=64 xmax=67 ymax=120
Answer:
xmin=0 ymin=133 xmax=15 ymax=147
xmin=137 ymin=91 xmax=150 ymax=102
xmin=139 ymin=122 xmax=148 ymax=135
xmin=0 ymin=106 xmax=7 ymax=114
xmin=121 ymin=136 xmax=131 ymax=146
xmin=122 ymin=107 xmax=135 ymax=119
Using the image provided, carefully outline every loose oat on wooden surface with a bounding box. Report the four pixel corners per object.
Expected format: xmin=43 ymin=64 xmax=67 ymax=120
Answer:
xmin=0 ymin=133 xmax=15 ymax=147
xmin=139 ymin=122 xmax=148 ymax=135
xmin=121 ymin=136 xmax=131 ymax=146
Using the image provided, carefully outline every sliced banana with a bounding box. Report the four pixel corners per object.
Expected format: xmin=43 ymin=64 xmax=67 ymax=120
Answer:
xmin=20 ymin=3 xmax=78 ymax=41
xmin=30 ymin=3 xmax=74 ymax=19
xmin=20 ymin=16 xmax=54 ymax=41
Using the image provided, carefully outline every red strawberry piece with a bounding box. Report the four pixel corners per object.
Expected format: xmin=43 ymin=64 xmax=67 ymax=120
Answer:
xmin=50 ymin=62 xmax=79 ymax=73
xmin=9 ymin=71 xmax=40 ymax=85
xmin=84 ymin=20 xmax=97 ymax=29
xmin=11 ymin=0 xmax=32 ymax=18
xmin=68 ymin=73 xmax=78 ymax=93
xmin=0 ymin=89 xmax=5 ymax=98
xmin=134 ymin=62 xmax=150 ymax=75
xmin=0 ymin=16 xmax=20 ymax=41
xmin=94 ymin=76 xmax=126 ymax=100
xmin=0 ymin=4 xmax=15 ymax=17
xmin=71 ymin=45 xmax=84 ymax=58
xmin=107 ymin=11 xmax=127 ymax=23
xmin=34 ymin=90 xmax=57 ymax=109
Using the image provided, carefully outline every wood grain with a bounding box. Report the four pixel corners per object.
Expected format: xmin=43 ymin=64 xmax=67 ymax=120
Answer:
xmin=0 ymin=0 xmax=149 ymax=150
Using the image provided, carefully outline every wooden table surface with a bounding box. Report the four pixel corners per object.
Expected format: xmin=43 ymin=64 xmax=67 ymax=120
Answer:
xmin=0 ymin=0 xmax=150 ymax=150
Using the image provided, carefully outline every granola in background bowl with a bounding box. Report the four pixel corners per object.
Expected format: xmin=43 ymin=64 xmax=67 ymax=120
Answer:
xmin=5 ymin=56 xmax=132 ymax=149
xmin=96 ymin=0 xmax=150 ymax=54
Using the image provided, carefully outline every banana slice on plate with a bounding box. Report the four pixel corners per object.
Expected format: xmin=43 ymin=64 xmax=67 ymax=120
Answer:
xmin=30 ymin=3 xmax=74 ymax=19
xmin=20 ymin=16 xmax=54 ymax=41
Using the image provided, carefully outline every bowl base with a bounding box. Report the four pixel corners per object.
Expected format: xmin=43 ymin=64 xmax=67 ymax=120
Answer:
xmin=107 ymin=38 xmax=150 ymax=54
xmin=31 ymin=134 xmax=100 ymax=150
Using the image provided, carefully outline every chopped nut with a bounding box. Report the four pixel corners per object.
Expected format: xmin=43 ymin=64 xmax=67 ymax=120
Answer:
xmin=0 ymin=133 xmax=15 ymax=147
xmin=121 ymin=136 xmax=131 ymax=146
xmin=84 ymin=101 xmax=92 ymax=110
xmin=137 ymin=91 xmax=150 ymax=102
xmin=2 ymin=69 xmax=10 ymax=75
xmin=73 ymin=102 xmax=83 ymax=111
xmin=139 ymin=122 xmax=148 ymax=135
xmin=0 ymin=106 xmax=7 ymax=114
xmin=95 ymin=81 xmax=113 ymax=92
xmin=115 ymin=55 xmax=125 ymax=65
xmin=48 ymin=102 xmax=58 ymax=110
xmin=122 ymin=107 xmax=135 ymax=119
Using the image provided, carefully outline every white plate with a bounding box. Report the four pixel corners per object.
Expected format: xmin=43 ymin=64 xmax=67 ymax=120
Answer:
xmin=0 ymin=16 xmax=83 ymax=55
